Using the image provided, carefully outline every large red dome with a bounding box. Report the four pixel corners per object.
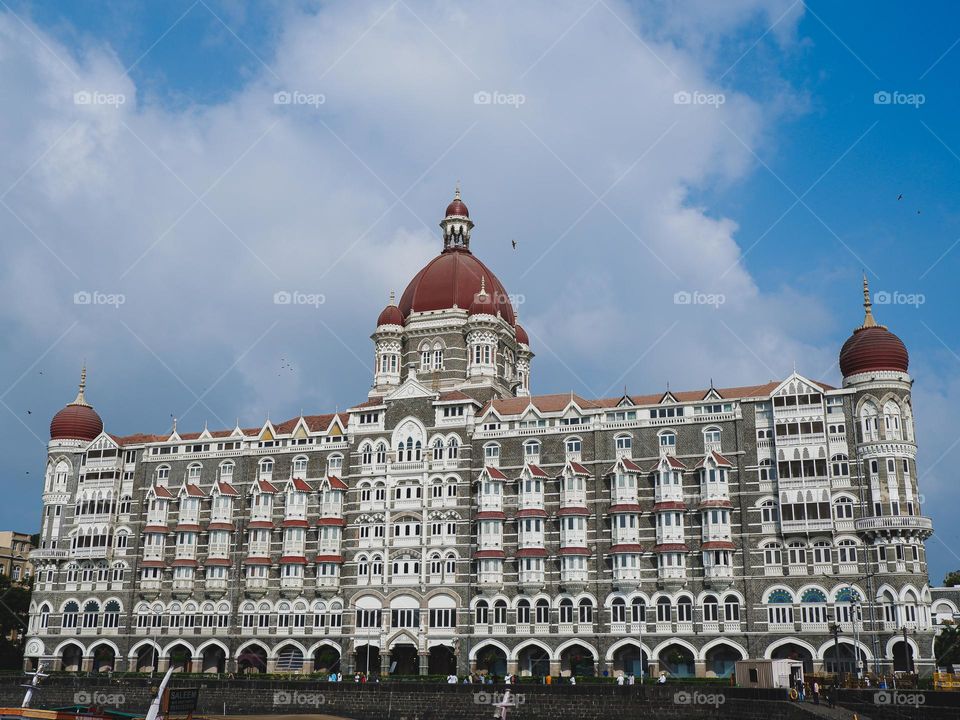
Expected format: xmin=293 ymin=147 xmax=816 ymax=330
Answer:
xmin=398 ymin=248 xmax=515 ymax=325
xmin=840 ymin=326 xmax=908 ymax=377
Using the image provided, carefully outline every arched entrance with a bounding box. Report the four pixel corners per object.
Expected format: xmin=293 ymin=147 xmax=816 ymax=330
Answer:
xmin=770 ymin=642 xmax=814 ymax=674
xmin=612 ymin=643 xmax=648 ymax=678
xmin=390 ymin=644 xmax=419 ymax=676
xmin=892 ymin=641 xmax=914 ymax=672
xmin=823 ymin=644 xmax=867 ymax=675
xmin=658 ymin=643 xmax=695 ymax=677
xmin=704 ymin=644 xmax=743 ymax=678
xmin=91 ymin=644 xmax=116 ymax=673
xmin=167 ymin=643 xmax=193 ymax=673
xmin=517 ymin=644 xmax=550 ymax=678
xmin=275 ymin=644 xmax=305 ymax=673
xmin=560 ymin=643 xmax=595 ymax=677
xmin=428 ymin=645 xmax=457 ymax=675
xmin=475 ymin=644 xmax=507 ymax=677
xmin=238 ymin=644 xmax=268 ymax=674
xmin=355 ymin=645 xmax=380 ymax=677
xmin=60 ymin=643 xmax=83 ymax=672
xmin=313 ymin=646 xmax=341 ymax=675
xmin=135 ymin=645 xmax=158 ymax=673
xmin=201 ymin=645 xmax=226 ymax=674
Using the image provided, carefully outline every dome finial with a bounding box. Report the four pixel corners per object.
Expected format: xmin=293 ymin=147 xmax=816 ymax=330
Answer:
xmin=72 ymin=363 xmax=90 ymax=407
xmin=389 ymin=289 xmax=396 ymax=305
xmin=861 ymin=273 xmax=880 ymax=329
xmin=454 ymin=181 xmax=461 ymax=201
xmin=479 ymin=276 xmax=487 ymax=296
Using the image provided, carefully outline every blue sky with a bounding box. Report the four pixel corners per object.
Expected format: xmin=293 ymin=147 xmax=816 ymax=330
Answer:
xmin=1 ymin=0 xmax=958 ymax=583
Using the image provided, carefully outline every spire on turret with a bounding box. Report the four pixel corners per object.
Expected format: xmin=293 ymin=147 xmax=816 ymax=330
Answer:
xmin=72 ymin=364 xmax=90 ymax=407
xmin=860 ymin=274 xmax=885 ymax=329
xmin=441 ymin=184 xmax=473 ymax=251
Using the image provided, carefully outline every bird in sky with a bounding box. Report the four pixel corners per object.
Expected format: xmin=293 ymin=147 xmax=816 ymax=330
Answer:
xmin=897 ymin=193 xmax=903 ymax=200
xmin=511 ymin=239 xmax=517 ymax=250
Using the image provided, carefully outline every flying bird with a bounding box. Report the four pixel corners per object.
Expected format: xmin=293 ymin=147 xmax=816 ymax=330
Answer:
xmin=26 ymin=410 xmax=31 ymax=415
xmin=897 ymin=194 xmax=903 ymax=201
xmin=511 ymin=239 xmax=517 ymax=250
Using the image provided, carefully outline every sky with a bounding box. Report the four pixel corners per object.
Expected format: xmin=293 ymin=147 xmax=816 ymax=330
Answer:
xmin=0 ymin=0 xmax=958 ymax=583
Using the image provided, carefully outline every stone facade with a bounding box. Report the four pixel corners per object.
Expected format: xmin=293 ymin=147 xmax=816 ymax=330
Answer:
xmin=25 ymin=194 xmax=938 ymax=679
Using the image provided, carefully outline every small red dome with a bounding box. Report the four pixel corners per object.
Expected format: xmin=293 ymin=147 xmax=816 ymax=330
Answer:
xmin=51 ymin=368 xmax=103 ymax=441
xmin=399 ymin=250 xmax=515 ymax=325
xmin=376 ymin=303 xmax=404 ymax=327
xmin=445 ymin=198 xmax=469 ymax=218
xmin=50 ymin=404 xmax=103 ymax=441
xmin=840 ymin=326 xmax=909 ymax=377
xmin=515 ymin=323 xmax=529 ymax=345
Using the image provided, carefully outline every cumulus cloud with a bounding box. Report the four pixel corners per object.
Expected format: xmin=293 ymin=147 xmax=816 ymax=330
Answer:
xmin=15 ymin=1 xmax=960 ymax=579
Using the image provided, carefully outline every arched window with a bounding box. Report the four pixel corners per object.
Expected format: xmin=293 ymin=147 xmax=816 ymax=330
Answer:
xmin=39 ymin=603 xmax=51 ymax=629
xmin=836 ymin=539 xmax=858 ymax=564
xmin=432 ymin=438 xmax=444 ymax=460
xmin=375 ymin=443 xmax=387 ymax=465
xmin=475 ymin=600 xmax=489 ymax=625
xmin=494 ymin=599 xmax=507 ymax=624
xmin=656 ymin=597 xmax=671 ymax=622
xmin=883 ymin=402 xmax=902 ymax=440
xmin=535 ymin=599 xmax=549 ymax=625
xmin=292 ymin=456 xmax=308 ymax=476
xmin=677 ymin=596 xmax=693 ymax=622
xmin=219 ymin=461 xmax=234 ymax=481
xmin=516 ymin=599 xmax=531 ymax=625
xmin=760 ymin=499 xmax=779 ymax=524
xmin=156 ymin=465 xmax=171 ymax=483
xmin=834 ymin=496 xmax=855 ymax=520
xmin=611 ymin=597 xmax=626 ymax=623
xmin=361 ymin=443 xmax=373 ymax=465
xmin=559 ymin=598 xmax=574 ymax=624
xmin=860 ymin=403 xmax=879 ymax=441
xmin=763 ymin=542 xmax=782 ymax=567
xmin=658 ymin=431 xmax=677 ymax=449
xmin=703 ymin=426 xmax=721 ymax=448
xmin=631 ymin=597 xmax=646 ymax=624
xmin=258 ymin=458 xmax=274 ymax=479
xmin=62 ymin=601 xmax=80 ymax=628
xmin=104 ymin=600 xmax=121 ymax=628
xmin=187 ymin=463 xmax=202 ymax=483
xmin=564 ymin=436 xmax=582 ymax=456
xmin=615 ymin=434 xmax=632 ymax=454
xmin=578 ymin=598 xmax=593 ymax=624
xmin=484 ymin=443 xmax=500 ymax=464
xmin=831 ymin=454 xmax=850 ymax=477
xmin=723 ymin=595 xmax=740 ymax=621
xmin=758 ymin=458 xmax=776 ymax=481
xmin=702 ymin=595 xmax=719 ymax=622
xmin=447 ymin=437 xmax=459 ymax=459
xmin=523 ymin=439 xmax=541 ymax=460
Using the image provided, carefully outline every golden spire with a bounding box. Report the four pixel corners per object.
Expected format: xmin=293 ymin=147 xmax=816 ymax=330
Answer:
xmin=860 ymin=274 xmax=884 ymax=329
xmin=71 ymin=364 xmax=90 ymax=407
xmin=479 ymin=276 xmax=487 ymax=297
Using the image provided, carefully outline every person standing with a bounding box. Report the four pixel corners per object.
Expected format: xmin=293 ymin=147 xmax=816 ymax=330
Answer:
xmin=812 ymin=680 xmax=820 ymax=705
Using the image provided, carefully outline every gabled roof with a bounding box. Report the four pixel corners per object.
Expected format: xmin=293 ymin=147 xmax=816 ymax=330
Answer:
xmin=150 ymin=485 xmax=174 ymax=499
xmin=181 ymin=483 xmax=205 ymax=498
xmin=436 ymin=390 xmax=480 ymax=406
xmin=694 ymin=450 xmax=733 ymax=468
xmin=605 ymin=456 xmax=643 ymax=476
xmin=288 ymin=477 xmax=312 ymax=493
xmin=256 ymin=479 xmax=279 ymax=494
xmin=648 ymin=455 xmax=687 ymax=472
xmin=326 ymin=476 xmax=348 ymax=491
xmin=566 ymin=460 xmax=590 ymax=476
xmin=524 ymin=463 xmax=549 ymax=479
xmin=480 ymin=466 xmax=508 ymax=481
xmin=215 ymin=482 xmax=239 ymax=496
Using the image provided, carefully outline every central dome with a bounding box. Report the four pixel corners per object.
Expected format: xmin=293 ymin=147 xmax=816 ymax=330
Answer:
xmin=398 ymin=248 xmax=515 ymax=325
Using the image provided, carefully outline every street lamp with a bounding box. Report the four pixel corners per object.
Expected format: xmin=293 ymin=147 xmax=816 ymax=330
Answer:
xmin=851 ymin=602 xmax=863 ymax=681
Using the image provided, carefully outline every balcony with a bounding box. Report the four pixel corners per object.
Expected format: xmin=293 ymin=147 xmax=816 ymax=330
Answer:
xmin=561 ymin=492 xmax=586 ymax=509
xmin=854 ymin=515 xmax=933 ymax=537
xmin=30 ymin=548 xmax=68 ymax=561
xmin=657 ymin=566 xmax=685 ymax=581
xmin=704 ymin=565 xmax=733 ymax=581
xmin=281 ymin=576 xmax=304 ymax=590
xmin=316 ymin=575 xmax=339 ymax=589
xmin=518 ymin=495 xmax=544 ymax=511
xmin=208 ymin=544 xmax=230 ymax=558
xmin=654 ymin=485 xmax=683 ymax=504
xmin=656 ymin=529 xmax=685 ymax=545
xmin=781 ymin=518 xmax=834 ymax=533
xmin=702 ymin=526 xmax=731 ymax=543
xmin=776 ymin=433 xmax=826 ymax=447
xmin=613 ymin=567 xmax=641 ymax=582
xmin=206 ymin=578 xmax=228 ymax=591
xmin=146 ymin=513 xmax=168 ymax=526
xmin=392 ymin=460 xmax=426 ymax=472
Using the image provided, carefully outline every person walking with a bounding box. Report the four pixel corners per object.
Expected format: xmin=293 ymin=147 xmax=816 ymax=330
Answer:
xmin=812 ymin=680 xmax=820 ymax=705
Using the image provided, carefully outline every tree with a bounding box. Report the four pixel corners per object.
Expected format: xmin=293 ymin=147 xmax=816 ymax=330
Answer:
xmin=0 ymin=574 xmax=32 ymax=671
xmin=944 ymin=570 xmax=960 ymax=587
xmin=935 ymin=624 xmax=960 ymax=669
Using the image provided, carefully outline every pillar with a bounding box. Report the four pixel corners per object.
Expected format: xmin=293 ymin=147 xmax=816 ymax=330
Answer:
xmin=549 ymin=659 xmax=561 ymax=677
xmin=190 ymin=658 xmax=202 ymax=674
xmin=81 ymin=656 xmax=94 ymax=673
xmin=157 ymin=657 xmax=170 ymax=672
xmin=506 ymin=659 xmax=517 ymax=675
xmin=604 ymin=660 xmax=613 ymax=677
xmin=266 ymin=658 xmax=278 ymax=673
xmin=303 ymin=659 xmax=315 ymax=674
xmin=381 ymin=651 xmax=391 ymax=676
xmin=695 ymin=660 xmax=707 ymax=678
xmin=419 ymin=651 xmax=429 ymax=676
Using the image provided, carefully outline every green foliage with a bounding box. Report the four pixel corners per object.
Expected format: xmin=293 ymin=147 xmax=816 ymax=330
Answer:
xmin=943 ymin=570 xmax=960 ymax=587
xmin=935 ymin=624 xmax=960 ymax=668
xmin=0 ymin=574 xmax=31 ymax=671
